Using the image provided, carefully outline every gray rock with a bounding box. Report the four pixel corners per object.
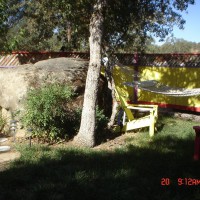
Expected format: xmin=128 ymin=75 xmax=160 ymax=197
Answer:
xmin=0 ymin=57 xmax=88 ymax=112
xmin=0 ymin=57 xmax=112 ymax=135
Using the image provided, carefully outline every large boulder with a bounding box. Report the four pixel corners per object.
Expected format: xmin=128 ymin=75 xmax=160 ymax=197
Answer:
xmin=0 ymin=57 xmax=112 ymax=132
xmin=0 ymin=57 xmax=88 ymax=112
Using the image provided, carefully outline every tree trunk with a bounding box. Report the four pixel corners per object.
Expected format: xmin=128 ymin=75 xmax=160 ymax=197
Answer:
xmin=107 ymin=77 xmax=118 ymax=128
xmin=103 ymin=52 xmax=119 ymax=128
xmin=66 ymin=21 xmax=71 ymax=43
xmin=74 ymin=0 xmax=105 ymax=147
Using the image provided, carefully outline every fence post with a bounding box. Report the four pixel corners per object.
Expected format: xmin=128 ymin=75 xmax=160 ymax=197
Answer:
xmin=133 ymin=53 xmax=138 ymax=103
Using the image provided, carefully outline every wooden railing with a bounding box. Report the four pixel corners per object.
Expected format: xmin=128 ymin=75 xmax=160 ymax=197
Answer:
xmin=1 ymin=51 xmax=200 ymax=68
xmin=0 ymin=51 xmax=89 ymax=67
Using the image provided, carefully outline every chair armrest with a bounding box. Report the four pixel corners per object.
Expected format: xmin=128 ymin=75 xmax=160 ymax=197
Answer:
xmin=126 ymin=106 xmax=155 ymax=111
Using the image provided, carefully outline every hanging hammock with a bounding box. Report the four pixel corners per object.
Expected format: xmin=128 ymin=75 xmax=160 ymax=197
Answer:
xmin=124 ymin=80 xmax=200 ymax=97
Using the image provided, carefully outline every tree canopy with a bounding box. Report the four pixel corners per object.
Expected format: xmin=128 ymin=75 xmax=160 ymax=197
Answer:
xmin=0 ymin=0 xmax=195 ymax=52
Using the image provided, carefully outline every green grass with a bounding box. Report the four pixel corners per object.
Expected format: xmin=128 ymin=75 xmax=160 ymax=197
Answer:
xmin=0 ymin=116 xmax=200 ymax=200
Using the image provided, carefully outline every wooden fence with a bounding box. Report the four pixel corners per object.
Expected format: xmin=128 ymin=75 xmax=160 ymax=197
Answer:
xmin=0 ymin=51 xmax=200 ymax=112
xmin=1 ymin=51 xmax=200 ymax=68
xmin=0 ymin=51 xmax=89 ymax=67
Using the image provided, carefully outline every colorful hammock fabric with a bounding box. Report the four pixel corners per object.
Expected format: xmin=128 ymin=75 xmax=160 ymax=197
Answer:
xmin=124 ymin=80 xmax=200 ymax=97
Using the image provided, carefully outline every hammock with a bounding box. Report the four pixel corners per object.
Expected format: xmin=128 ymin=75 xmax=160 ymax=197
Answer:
xmin=124 ymin=80 xmax=200 ymax=97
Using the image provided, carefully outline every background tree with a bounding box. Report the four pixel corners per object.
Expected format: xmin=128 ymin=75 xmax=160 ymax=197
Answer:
xmin=0 ymin=0 xmax=10 ymax=50
xmin=0 ymin=0 xmax=91 ymax=51
xmin=2 ymin=0 xmax=195 ymax=53
xmin=147 ymin=37 xmax=200 ymax=53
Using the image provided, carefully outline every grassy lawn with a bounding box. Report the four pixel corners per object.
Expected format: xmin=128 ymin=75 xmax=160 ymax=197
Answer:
xmin=0 ymin=116 xmax=200 ymax=200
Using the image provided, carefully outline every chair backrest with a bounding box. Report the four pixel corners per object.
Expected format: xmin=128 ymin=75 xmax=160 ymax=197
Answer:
xmin=115 ymin=86 xmax=135 ymax=121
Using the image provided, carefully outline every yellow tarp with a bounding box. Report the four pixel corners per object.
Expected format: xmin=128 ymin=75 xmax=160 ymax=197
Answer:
xmin=112 ymin=65 xmax=200 ymax=110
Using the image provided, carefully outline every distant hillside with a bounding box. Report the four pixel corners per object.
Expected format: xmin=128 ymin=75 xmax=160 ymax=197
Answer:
xmin=147 ymin=38 xmax=200 ymax=53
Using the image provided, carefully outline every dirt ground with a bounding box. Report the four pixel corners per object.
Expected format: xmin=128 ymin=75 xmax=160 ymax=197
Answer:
xmin=0 ymin=136 xmax=21 ymax=171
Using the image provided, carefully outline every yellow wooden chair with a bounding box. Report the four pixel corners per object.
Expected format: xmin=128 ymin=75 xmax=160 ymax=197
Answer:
xmin=115 ymin=86 xmax=158 ymax=137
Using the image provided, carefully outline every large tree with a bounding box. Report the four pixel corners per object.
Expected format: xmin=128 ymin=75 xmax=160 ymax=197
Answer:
xmin=1 ymin=0 xmax=195 ymax=146
xmin=74 ymin=0 xmax=106 ymax=147
xmin=75 ymin=0 xmax=195 ymax=147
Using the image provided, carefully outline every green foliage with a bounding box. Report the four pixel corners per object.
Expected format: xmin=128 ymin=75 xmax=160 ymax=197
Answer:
xmin=0 ymin=0 xmax=195 ymax=52
xmin=0 ymin=114 xmax=7 ymax=133
xmin=0 ymin=0 xmax=91 ymax=51
xmin=65 ymin=106 xmax=109 ymax=136
xmin=147 ymin=37 xmax=200 ymax=53
xmin=21 ymin=83 xmax=108 ymax=142
xmin=95 ymin=106 xmax=109 ymax=133
xmin=0 ymin=0 xmax=10 ymax=51
xmin=22 ymin=83 xmax=75 ymax=142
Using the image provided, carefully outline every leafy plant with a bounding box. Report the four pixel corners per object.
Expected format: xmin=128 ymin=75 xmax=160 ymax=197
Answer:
xmin=0 ymin=114 xmax=7 ymax=133
xmin=21 ymin=82 xmax=109 ymax=143
xmin=22 ymin=83 xmax=75 ymax=142
xmin=73 ymin=106 xmax=109 ymax=133
xmin=95 ymin=106 xmax=109 ymax=133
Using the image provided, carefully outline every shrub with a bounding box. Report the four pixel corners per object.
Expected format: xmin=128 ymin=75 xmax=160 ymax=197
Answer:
xmin=73 ymin=106 xmax=109 ymax=135
xmin=0 ymin=114 xmax=7 ymax=133
xmin=22 ymin=83 xmax=109 ymax=143
xmin=95 ymin=106 xmax=109 ymax=133
xmin=22 ymin=83 xmax=75 ymax=142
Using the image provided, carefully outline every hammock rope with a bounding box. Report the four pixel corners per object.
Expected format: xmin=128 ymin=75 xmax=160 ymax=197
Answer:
xmin=124 ymin=80 xmax=200 ymax=97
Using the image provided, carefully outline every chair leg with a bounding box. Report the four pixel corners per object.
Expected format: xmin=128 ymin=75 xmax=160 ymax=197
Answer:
xmin=149 ymin=111 xmax=155 ymax=137
xmin=149 ymin=123 xmax=154 ymax=137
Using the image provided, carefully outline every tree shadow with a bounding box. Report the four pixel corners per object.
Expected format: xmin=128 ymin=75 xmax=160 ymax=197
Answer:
xmin=0 ymin=135 xmax=199 ymax=200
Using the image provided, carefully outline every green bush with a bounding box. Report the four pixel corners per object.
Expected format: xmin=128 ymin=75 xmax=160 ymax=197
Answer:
xmin=0 ymin=114 xmax=7 ymax=133
xmin=95 ymin=106 xmax=109 ymax=133
xmin=73 ymin=106 xmax=108 ymax=133
xmin=22 ymin=83 xmax=109 ymax=143
xmin=22 ymin=83 xmax=75 ymax=142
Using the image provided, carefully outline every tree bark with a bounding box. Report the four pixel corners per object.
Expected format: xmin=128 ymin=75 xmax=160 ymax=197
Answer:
xmin=74 ymin=0 xmax=105 ymax=147
xmin=107 ymin=77 xmax=118 ymax=128
xmin=66 ymin=21 xmax=71 ymax=43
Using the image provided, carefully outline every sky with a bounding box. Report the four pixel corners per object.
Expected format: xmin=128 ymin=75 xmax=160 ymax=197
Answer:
xmin=156 ymin=1 xmax=200 ymax=45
